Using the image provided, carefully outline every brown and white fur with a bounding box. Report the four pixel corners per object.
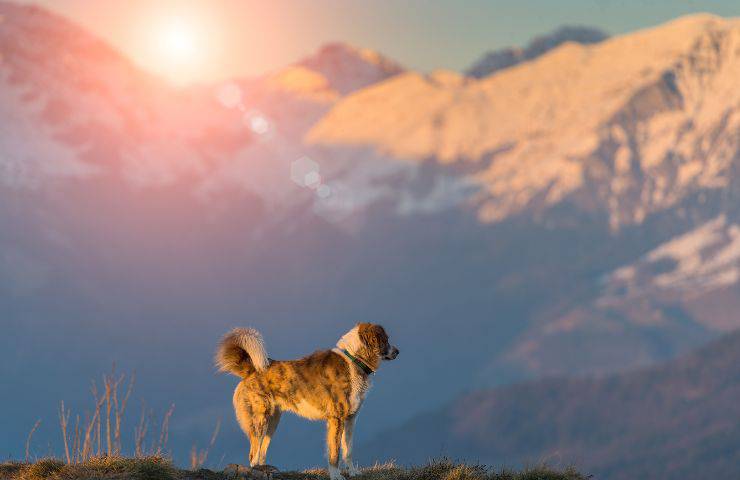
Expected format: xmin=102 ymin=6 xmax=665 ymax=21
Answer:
xmin=215 ymin=323 xmax=399 ymax=480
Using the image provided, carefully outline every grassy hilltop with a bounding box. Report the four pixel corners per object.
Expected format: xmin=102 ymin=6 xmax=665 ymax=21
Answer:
xmin=0 ymin=457 xmax=586 ymax=480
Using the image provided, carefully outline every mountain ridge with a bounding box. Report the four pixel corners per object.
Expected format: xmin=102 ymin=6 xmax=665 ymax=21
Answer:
xmin=362 ymin=328 xmax=740 ymax=480
xmin=295 ymin=41 xmax=404 ymax=95
xmin=307 ymin=13 xmax=740 ymax=228
xmin=465 ymin=25 xmax=609 ymax=78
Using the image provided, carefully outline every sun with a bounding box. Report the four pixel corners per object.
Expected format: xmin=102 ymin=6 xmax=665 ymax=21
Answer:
xmin=146 ymin=16 xmax=209 ymax=85
xmin=159 ymin=19 xmax=198 ymax=62
xmin=127 ymin=5 xmax=230 ymax=85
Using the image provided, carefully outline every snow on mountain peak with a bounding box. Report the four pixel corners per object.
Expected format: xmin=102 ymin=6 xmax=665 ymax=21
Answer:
xmin=606 ymin=215 xmax=740 ymax=299
xmin=3 ymin=3 xmax=740 ymax=232
xmin=307 ymin=15 xmax=740 ymax=228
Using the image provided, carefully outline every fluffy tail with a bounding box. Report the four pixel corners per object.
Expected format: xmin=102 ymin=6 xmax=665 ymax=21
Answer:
xmin=215 ymin=328 xmax=270 ymax=378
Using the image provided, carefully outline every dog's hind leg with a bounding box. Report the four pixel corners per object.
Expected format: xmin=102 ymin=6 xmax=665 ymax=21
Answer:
xmin=248 ymin=430 xmax=261 ymax=467
xmin=326 ymin=418 xmax=346 ymax=480
xmin=234 ymin=385 xmax=261 ymax=467
xmin=257 ymin=409 xmax=281 ymax=465
xmin=248 ymin=414 xmax=269 ymax=466
xmin=341 ymin=415 xmax=360 ymax=476
xmin=247 ymin=396 xmax=277 ymax=467
xmin=248 ymin=412 xmax=269 ymax=466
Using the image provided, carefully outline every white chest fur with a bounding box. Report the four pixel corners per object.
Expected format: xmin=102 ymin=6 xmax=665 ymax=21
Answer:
xmin=333 ymin=348 xmax=372 ymax=414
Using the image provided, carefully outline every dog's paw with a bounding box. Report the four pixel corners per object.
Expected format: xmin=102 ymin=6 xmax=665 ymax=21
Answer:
xmin=328 ymin=465 xmax=346 ymax=480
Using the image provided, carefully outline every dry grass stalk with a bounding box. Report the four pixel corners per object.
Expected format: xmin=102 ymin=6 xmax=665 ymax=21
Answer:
xmin=114 ymin=372 xmax=135 ymax=455
xmin=189 ymin=419 xmax=221 ymax=469
xmin=25 ymin=419 xmax=42 ymax=462
xmin=134 ymin=402 xmax=149 ymax=457
xmin=56 ymin=367 xmax=141 ymax=464
xmin=53 ymin=367 xmax=187 ymax=465
xmin=156 ymin=404 xmax=175 ymax=456
xmin=96 ymin=410 xmax=102 ymax=457
xmin=104 ymin=375 xmax=112 ymax=456
xmin=58 ymin=402 xmax=71 ymax=464
xmin=71 ymin=415 xmax=80 ymax=463
xmin=80 ymin=387 xmax=106 ymax=460
xmin=134 ymin=401 xmax=175 ymax=457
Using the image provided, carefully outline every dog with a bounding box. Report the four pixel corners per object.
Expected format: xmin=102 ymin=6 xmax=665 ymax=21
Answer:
xmin=215 ymin=323 xmax=399 ymax=480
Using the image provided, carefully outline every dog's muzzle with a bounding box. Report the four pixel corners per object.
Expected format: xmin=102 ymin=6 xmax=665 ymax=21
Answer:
xmin=384 ymin=346 xmax=399 ymax=360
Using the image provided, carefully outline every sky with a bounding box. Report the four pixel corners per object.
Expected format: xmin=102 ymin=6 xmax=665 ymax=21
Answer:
xmin=18 ymin=0 xmax=740 ymax=84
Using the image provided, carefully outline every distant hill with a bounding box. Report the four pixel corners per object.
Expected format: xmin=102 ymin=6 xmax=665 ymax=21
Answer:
xmin=466 ymin=26 xmax=609 ymax=78
xmin=362 ymin=329 xmax=740 ymax=480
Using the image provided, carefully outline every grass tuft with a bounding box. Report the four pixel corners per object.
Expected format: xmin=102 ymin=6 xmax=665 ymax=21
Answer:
xmin=287 ymin=460 xmax=586 ymax=480
xmin=0 ymin=458 xmax=587 ymax=480
xmin=0 ymin=462 xmax=25 ymax=479
xmin=16 ymin=459 xmax=65 ymax=480
xmin=4 ymin=456 xmax=175 ymax=480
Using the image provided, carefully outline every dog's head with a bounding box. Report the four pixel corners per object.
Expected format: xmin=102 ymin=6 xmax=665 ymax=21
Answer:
xmin=357 ymin=323 xmax=399 ymax=361
xmin=337 ymin=323 xmax=399 ymax=370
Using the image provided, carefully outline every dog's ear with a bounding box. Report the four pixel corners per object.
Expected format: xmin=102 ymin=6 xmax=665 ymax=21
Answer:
xmin=358 ymin=323 xmax=388 ymax=351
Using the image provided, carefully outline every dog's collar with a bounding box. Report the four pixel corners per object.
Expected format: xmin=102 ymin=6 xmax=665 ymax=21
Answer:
xmin=335 ymin=348 xmax=375 ymax=375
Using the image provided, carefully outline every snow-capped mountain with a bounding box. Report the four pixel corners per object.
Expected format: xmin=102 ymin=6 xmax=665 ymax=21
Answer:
xmin=308 ymin=14 xmax=740 ymax=228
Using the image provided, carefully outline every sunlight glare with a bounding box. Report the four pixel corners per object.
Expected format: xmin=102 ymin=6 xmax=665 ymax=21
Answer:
xmin=160 ymin=19 xmax=197 ymax=62
xmin=144 ymin=14 xmax=211 ymax=85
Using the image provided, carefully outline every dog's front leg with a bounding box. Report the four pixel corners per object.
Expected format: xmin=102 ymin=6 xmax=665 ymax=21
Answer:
xmin=341 ymin=416 xmax=360 ymax=476
xmin=326 ymin=418 xmax=345 ymax=480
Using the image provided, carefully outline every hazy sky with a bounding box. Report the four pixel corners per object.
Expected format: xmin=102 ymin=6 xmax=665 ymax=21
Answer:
xmin=20 ymin=0 xmax=740 ymax=84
